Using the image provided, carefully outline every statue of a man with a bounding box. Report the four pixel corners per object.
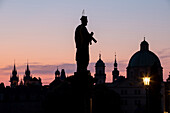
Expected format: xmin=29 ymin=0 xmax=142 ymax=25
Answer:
xmin=75 ymin=16 xmax=96 ymax=72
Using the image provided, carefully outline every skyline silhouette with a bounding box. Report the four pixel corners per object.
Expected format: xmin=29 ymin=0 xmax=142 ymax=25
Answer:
xmin=0 ymin=1 xmax=170 ymax=113
xmin=0 ymin=0 xmax=170 ymax=86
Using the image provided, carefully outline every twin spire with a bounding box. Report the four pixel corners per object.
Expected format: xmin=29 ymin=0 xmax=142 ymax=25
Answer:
xmin=98 ymin=52 xmax=118 ymax=68
xmin=12 ymin=60 xmax=30 ymax=77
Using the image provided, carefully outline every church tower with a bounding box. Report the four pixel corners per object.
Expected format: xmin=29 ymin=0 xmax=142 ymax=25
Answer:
xmin=10 ymin=63 xmax=19 ymax=88
xmin=55 ymin=68 xmax=60 ymax=80
xmin=94 ymin=54 xmax=106 ymax=85
xmin=24 ymin=63 xmax=32 ymax=86
xmin=60 ymin=69 xmax=66 ymax=81
xmin=112 ymin=54 xmax=119 ymax=82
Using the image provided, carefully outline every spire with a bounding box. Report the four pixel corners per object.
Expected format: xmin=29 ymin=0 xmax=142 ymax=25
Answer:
xmin=99 ymin=53 xmax=101 ymax=60
xmin=112 ymin=53 xmax=119 ymax=82
xmin=27 ymin=59 xmax=29 ymax=70
xmin=26 ymin=62 xmax=29 ymax=69
xmin=114 ymin=52 xmax=117 ymax=68
xmin=14 ymin=60 xmax=16 ymax=71
xmin=14 ymin=63 xmax=16 ymax=71
xmin=10 ymin=61 xmax=19 ymax=88
xmin=25 ymin=61 xmax=30 ymax=76
xmin=14 ymin=59 xmax=15 ymax=65
xmin=12 ymin=61 xmax=17 ymax=76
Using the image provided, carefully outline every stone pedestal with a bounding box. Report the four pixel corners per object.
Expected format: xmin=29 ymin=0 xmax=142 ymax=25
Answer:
xmin=71 ymin=70 xmax=94 ymax=113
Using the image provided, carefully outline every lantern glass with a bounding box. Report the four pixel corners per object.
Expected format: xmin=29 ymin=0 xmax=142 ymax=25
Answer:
xmin=143 ymin=77 xmax=150 ymax=86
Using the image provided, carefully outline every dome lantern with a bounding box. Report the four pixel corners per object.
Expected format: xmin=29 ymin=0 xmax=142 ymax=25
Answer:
xmin=140 ymin=37 xmax=149 ymax=51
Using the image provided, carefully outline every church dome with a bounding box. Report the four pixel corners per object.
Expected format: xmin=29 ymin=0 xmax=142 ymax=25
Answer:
xmin=96 ymin=59 xmax=105 ymax=67
xmin=95 ymin=54 xmax=105 ymax=67
xmin=128 ymin=39 xmax=161 ymax=67
xmin=128 ymin=51 xmax=161 ymax=67
xmin=55 ymin=69 xmax=60 ymax=75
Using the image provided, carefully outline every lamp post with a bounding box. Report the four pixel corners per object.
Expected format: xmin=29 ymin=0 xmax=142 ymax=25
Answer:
xmin=143 ymin=77 xmax=150 ymax=113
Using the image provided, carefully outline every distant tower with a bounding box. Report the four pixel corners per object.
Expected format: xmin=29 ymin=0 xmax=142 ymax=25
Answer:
xmin=10 ymin=63 xmax=19 ymax=88
xmin=60 ymin=69 xmax=66 ymax=81
xmin=24 ymin=62 xmax=32 ymax=86
xmin=55 ymin=68 xmax=60 ymax=80
xmin=112 ymin=53 xmax=119 ymax=82
xmin=94 ymin=53 xmax=106 ymax=85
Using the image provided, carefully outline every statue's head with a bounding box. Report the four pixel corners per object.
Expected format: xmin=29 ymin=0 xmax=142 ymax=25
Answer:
xmin=80 ymin=16 xmax=88 ymax=26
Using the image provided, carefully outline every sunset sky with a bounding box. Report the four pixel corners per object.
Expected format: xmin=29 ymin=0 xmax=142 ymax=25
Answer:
xmin=0 ymin=0 xmax=170 ymax=86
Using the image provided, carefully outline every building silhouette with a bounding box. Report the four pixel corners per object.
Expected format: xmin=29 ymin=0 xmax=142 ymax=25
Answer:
xmin=49 ymin=68 xmax=66 ymax=86
xmin=0 ymin=38 xmax=170 ymax=113
xmin=10 ymin=63 xmax=19 ymax=88
xmin=24 ymin=63 xmax=32 ymax=86
xmin=60 ymin=69 xmax=66 ymax=81
xmin=126 ymin=38 xmax=163 ymax=113
xmin=112 ymin=53 xmax=119 ymax=82
xmin=97 ymin=38 xmax=164 ymax=113
xmin=94 ymin=53 xmax=106 ymax=85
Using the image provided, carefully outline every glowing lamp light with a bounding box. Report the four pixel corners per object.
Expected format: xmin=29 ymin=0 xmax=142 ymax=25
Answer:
xmin=143 ymin=77 xmax=150 ymax=86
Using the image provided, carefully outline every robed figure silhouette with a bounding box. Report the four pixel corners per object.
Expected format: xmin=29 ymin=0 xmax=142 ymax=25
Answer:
xmin=75 ymin=16 xmax=97 ymax=72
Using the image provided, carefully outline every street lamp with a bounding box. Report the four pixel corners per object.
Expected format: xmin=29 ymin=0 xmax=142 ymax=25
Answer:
xmin=143 ymin=77 xmax=150 ymax=86
xmin=143 ymin=77 xmax=150 ymax=113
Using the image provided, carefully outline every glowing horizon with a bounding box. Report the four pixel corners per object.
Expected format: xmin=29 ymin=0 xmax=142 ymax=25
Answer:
xmin=0 ymin=0 xmax=170 ymax=86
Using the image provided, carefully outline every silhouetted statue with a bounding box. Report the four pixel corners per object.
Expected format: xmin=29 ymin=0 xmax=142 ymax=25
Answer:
xmin=75 ymin=16 xmax=97 ymax=72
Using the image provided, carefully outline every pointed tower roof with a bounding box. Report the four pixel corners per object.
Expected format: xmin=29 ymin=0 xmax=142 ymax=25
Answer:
xmin=25 ymin=62 xmax=30 ymax=76
xmin=10 ymin=61 xmax=19 ymax=83
xmin=12 ymin=62 xmax=17 ymax=76
xmin=99 ymin=53 xmax=101 ymax=59
xmin=114 ymin=53 xmax=118 ymax=68
xmin=112 ymin=53 xmax=119 ymax=82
